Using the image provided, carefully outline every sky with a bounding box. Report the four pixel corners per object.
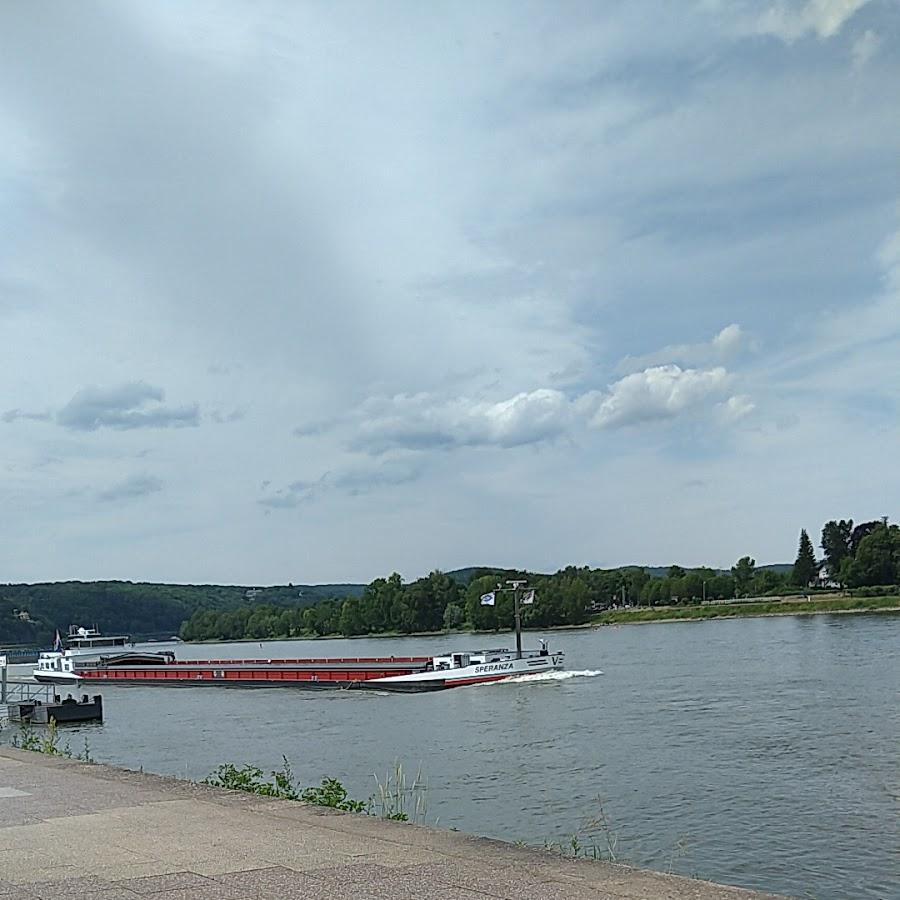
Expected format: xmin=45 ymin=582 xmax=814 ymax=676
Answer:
xmin=2 ymin=0 xmax=899 ymax=585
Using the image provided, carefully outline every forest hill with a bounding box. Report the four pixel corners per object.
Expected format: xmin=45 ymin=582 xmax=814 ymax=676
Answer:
xmin=181 ymin=518 xmax=900 ymax=640
xmin=5 ymin=518 xmax=897 ymax=645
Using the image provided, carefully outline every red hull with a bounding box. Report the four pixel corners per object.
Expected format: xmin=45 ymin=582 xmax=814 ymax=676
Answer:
xmin=77 ymin=655 xmax=432 ymax=688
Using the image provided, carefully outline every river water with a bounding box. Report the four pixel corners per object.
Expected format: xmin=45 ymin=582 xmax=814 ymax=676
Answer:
xmin=4 ymin=613 xmax=898 ymax=899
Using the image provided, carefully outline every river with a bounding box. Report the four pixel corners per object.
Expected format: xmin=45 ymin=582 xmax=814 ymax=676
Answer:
xmin=4 ymin=613 xmax=898 ymax=899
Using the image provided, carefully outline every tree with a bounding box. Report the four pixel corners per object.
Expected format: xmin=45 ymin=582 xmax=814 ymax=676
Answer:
xmin=791 ymin=529 xmax=817 ymax=587
xmin=845 ymin=523 xmax=900 ymax=587
xmin=389 ymin=596 xmax=417 ymax=633
xmin=338 ymin=598 xmax=365 ymax=636
xmin=850 ymin=520 xmax=882 ymax=556
xmin=360 ymin=573 xmax=403 ymax=633
xmin=731 ymin=556 xmax=756 ymax=597
xmin=751 ymin=567 xmax=788 ymax=595
xmin=708 ymin=574 xmax=735 ymax=601
xmin=821 ymin=519 xmax=853 ymax=578
xmin=681 ymin=572 xmax=704 ymax=602
xmin=442 ymin=602 xmax=464 ymax=631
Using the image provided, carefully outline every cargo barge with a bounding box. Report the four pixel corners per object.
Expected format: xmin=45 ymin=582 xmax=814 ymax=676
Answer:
xmin=33 ymin=642 xmax=564 ymax=692
xmin=32 ymin=583 xmax=564 ymax=691
xmin=76 ymin=652 xmax=432 ymax=689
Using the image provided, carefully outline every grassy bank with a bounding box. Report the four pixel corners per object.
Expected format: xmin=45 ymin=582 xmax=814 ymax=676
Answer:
xmin=591 ymin=595 xmax=900 ymax=626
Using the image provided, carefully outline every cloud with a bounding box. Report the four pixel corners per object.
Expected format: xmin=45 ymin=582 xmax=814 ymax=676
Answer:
xmin=754 ymin=0 xmax=871 ymax=43
xmin=619 ymin=324 xmax=748 ymax=373
xmin=209 ymin=408 xmax=245 ymax=424
xmin=56 ymin=382 xmax=199 ymax=431
xmin=324 ymin=362 xmax=746 ymax=456
xmin=851 ymin=29 xmax=881 ymax=69
xmin=2 ymin=408 xmax=51 ymax=423
xmin=350 ymin=389 xmax=574 ymax=455
xmin=718 ymin=394 xmax=757 ymax=423
xmin=585 ymin=365 xmax=733 ymax=429
xmin=97 ymin=474 xmax=163 ymax=502
xmin=0 ymin=3 xmax=896 ymax=582
xmin=260 ymin=458 xmax=423 ymax=508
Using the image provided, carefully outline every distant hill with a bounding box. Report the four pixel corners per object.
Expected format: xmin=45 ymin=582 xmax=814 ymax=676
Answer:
xmin=1 ymin=562 xmax=796 ymax=647
xmin=0 ymin=580 xmax=363 ymax=646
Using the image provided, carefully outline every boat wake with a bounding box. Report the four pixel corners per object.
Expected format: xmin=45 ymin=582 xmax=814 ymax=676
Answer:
xmin=480 ymin=669 xmax=603 ymax=686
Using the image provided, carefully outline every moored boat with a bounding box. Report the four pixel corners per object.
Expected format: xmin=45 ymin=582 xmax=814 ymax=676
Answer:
xmin=65 ymin=625 xmax=133 ymax=656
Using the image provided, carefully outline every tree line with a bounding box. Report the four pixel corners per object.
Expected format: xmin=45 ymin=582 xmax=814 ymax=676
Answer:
xmin=0 ymin=580 xmax=338 ymax=647
xmin=177 ymin=557 xmax=823 ymax=642
xmin=182 ymin=515 xmax=899 ymax=642
xmin=797 ymin=516 xmax=900 ymax=587
xmin=5 ymin=517 xmax=896 ymax=646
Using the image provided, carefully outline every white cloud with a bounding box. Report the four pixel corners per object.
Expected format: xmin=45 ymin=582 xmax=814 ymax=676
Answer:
xmin=619 ymin=324 xmax=748 ymax=373
xmin=342 ymin=364 xmax=741 ymax=455
xmin=718 ymin=394 xmax=757 ymax=423
xmin=712 ymin=324 xmax=745 ymax=356
xmin=755 ymin=0 xmax=871 ymax=43
xmin=351 ymin=389 xmax=574 ymax=455
xmin=586 ymin=365 xmax=733 ymax=429
xmin=851 ymin=29 xmax=881 ymax=69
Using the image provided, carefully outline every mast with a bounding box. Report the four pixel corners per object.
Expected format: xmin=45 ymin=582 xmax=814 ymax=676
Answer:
xmin=499 ymin=579 xmax=529 ymax=659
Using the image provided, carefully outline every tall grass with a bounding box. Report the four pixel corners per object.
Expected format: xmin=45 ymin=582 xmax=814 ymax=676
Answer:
xmin=204 ymin=757 xmax=425 ymax=821
xmin=9 ymin=719 xmax=93 ymax=762
xmin=371 ymin=762 xmax=427 ymax=824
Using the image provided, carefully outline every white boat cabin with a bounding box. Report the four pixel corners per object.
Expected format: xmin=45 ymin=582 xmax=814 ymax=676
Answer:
xmin=67 ymin=626 xmax=131 ymax=651
xmin=429 ymin=644 xmax=550 ymax=671
xmin=34 ymin=651 xmax=80 ymax=680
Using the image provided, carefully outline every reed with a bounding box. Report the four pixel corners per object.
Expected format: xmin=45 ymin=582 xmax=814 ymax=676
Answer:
xmin=371 ymin=762 xmax=427 ymax=823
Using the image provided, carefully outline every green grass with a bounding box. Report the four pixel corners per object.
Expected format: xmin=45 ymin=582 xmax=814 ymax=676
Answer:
xmin=203 ymin=758 xmax=427 ymax=823
xmin=591 ymin=595 xmax=900 ymax=626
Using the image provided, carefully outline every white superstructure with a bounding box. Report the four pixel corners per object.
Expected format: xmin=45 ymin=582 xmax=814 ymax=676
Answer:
xmin=33 ymin=651 xmax=82 ymax=686
xmin=366 ymin=641 xmax=564 ymax=691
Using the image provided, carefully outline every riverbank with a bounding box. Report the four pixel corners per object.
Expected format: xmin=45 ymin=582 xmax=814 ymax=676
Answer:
xmin=0 ymin=747 xmax=781 ymax=898
xmin=590 ymin=595 xmax=900 ymax=626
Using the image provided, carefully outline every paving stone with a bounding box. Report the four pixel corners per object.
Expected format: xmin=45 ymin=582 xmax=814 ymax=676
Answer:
xmin=0 ymin=879 xmax=39 ymax=898
xmin=113 ymin=872 xmax=220 ymax=894
xmin=33 ymin=889 xmax=142 ymax=900
xmin=213 ymin=866 xmax=327 ymax=898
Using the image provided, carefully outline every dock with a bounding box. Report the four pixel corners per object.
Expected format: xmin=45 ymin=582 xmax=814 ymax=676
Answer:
xmin=0 ymin=748 xmax=782 ymax=899
xmin=2 ymin=666 xmax=103 ymax=725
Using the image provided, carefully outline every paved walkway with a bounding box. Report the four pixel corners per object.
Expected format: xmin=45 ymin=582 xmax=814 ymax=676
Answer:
xmin=0 ymin=748 xmax=782 ymax=899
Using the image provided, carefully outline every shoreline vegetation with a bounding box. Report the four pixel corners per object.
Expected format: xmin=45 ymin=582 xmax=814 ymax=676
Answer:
xmin=589 ymin=594 xmax=900 ymax=626
xmin=181 ymin=593 xmax=900 ymax=644
xmin=3 ymin=517 xmax=898 ymax=647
